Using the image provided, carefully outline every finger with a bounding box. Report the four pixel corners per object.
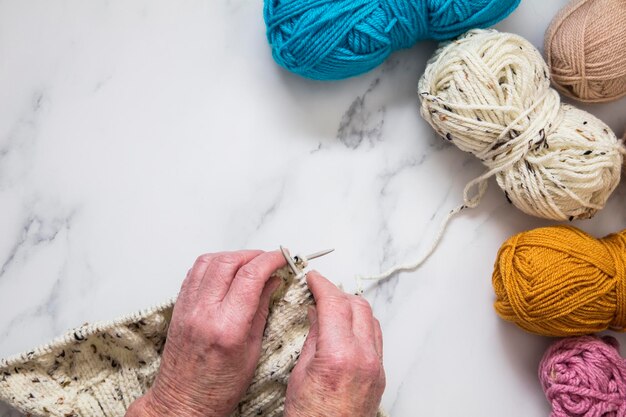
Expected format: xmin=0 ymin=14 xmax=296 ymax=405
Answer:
xmin=378 ymin=365 xmax=387 ymax=394
xmin=306 ymin=271 xmax=353 ymax=342
xmin=249 ymin=276 xmax=282 ymax=343
xmin=297 ymin=306 xmax=320 ymax=367
xmin=222 ymin=250 xmax=286 ymax=328
xmin=197 ymin=250 xmax=264 ymax=304
xmin=373 ymin=318 xmax=383 ymax=360
xmin=348 ymin=295 xmax=377 ymax=351
xmin=179 ymin=254 xmax=217 ymax=304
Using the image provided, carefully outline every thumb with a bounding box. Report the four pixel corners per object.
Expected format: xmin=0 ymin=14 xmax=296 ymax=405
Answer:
xmin=295 ymin=306 xmax=319 ymax=368
xmin=249 ymin=276 xmax=282 ymax=343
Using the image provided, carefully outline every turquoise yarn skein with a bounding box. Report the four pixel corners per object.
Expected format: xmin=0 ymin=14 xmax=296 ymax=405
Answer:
xmin=264 ymin=0 xmax=521 ymax=80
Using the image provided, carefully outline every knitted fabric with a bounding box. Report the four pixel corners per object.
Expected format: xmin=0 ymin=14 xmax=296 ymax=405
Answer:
xmin=0 ymin=262 xmax=387 ymax=417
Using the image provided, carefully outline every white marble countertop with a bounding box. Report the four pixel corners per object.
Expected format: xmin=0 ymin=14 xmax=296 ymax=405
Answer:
xmin=1 ymin=0 xmax=625 ymax=416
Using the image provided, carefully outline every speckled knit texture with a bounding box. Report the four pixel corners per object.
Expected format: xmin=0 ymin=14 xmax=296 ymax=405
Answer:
xmin=0 ymin=263 xmax=387 ymax=417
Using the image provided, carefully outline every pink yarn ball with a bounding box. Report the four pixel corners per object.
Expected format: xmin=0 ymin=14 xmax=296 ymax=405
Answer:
xmin=539 ymin=336 xmax=626 ymax=417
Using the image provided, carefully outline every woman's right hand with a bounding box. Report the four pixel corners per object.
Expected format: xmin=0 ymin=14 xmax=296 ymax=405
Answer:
xmin=284 ymin=271 xmax=386 ymax=417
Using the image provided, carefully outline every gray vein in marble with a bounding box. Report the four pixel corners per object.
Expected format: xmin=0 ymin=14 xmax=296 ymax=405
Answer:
xmin=0 ymin=90 xmax=47 ymax=188
xmin=230 ymin=178 xmax=287 ymax=249
xmin=0 ymin=275 xmax=64 ymax=343
xmin=255 ymin=190 xmax=282 ymax=233
xmin=385 ymin=311 xmax=444 ymax=417
xmin=309 ymin=142 xmax=323 ymax=154
xmin=0 ymin=112 xmax=38 ymax=159
xmin=367 ymin=148 xmax=480 ymax=304
xmin=94 ymin=75 xmax=113 ymax=92
xmin=367 ymin=157 xmax=428 ymax=302
xmin=337 ymin=78 xmax=385 ymax=150
xmin=0 ymin=214 xmax=73 ymax=279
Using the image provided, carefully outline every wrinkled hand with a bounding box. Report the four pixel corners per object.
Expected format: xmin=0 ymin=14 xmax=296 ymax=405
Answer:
xmin=284 ymin=271 xmax=386 ymax=417
xmin=126 ymin=250 xmax=285 ymax=417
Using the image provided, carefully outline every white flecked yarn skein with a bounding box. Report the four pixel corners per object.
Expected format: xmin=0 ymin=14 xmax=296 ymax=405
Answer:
xmin=419 ymin=29 xmax=623 ymax=221
xmin=358 ymin=29 xmax=624 ymax=285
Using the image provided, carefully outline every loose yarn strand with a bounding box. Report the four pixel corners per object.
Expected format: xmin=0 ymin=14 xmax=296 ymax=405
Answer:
xmin=357 ymin=30 xmax=623 ymax=291
xmin=357 ymin=87 xmax=556 ymax=287
xmin=357 ymin=169 xmax=490 ymax=291
xmin=357 ymin=202 xmax=467 ymax=293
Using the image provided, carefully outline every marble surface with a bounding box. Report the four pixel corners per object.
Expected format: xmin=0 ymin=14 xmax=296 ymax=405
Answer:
xmin=1 ymin=0 xmax=625 ymax=415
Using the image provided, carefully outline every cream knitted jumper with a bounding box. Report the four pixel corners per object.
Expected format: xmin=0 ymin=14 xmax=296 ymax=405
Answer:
xmin=0 ymin=260 xmax=387 ymax=417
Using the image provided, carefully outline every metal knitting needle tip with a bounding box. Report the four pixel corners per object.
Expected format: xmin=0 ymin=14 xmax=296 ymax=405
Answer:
xmin=305 ymin=248 xmax=335 ymax=260
xmin=280 ymin=246 xmax=300 ymax=276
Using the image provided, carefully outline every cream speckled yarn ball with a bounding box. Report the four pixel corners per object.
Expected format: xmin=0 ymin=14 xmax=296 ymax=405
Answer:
xmin=419 ymin=29 xmax=624 ymax=221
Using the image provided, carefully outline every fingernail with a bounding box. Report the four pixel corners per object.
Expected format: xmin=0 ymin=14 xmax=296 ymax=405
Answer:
xmin=306 ymin=270 xmax=319 ymax=282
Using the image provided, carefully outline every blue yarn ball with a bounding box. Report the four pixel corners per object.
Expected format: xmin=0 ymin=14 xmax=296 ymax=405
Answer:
xmin=264 ymin=0 xmax=521 ymax=80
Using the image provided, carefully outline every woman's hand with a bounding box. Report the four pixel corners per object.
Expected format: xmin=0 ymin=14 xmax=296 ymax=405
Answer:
xmin=284 ymin=271 xmax=386 ymax=417
xmin=126 ymin=250 xmax=285 ymax=417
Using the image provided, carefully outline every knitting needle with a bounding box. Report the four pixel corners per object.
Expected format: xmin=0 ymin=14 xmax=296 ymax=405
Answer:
xmin=280 ymin=247 xmax=335 ymax=276
xmin=280 ymin=246 xmax=300 ymax=275
xmin=303 ymin=248 xmax=334 ymax=260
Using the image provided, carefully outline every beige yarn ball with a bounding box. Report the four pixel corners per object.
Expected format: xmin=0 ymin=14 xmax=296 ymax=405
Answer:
xmin=419 ymin=30 xmax=624 ymax=221
xmin=545 ymin=0 xmax=626 ymax=103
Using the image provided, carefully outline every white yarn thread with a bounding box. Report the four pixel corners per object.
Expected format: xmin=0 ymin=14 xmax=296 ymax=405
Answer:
xmin=358 ymin=30 xmax=624 ymax=289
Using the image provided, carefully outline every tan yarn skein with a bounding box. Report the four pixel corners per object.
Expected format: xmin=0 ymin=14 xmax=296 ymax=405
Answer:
xmin=545 ymin=0 xmax=626 ymax=103
xmin=419 ymin=30 xmax=623 ymax=222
